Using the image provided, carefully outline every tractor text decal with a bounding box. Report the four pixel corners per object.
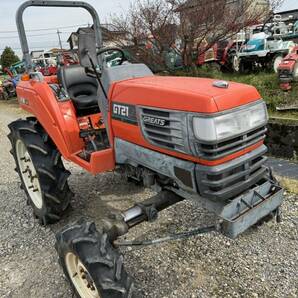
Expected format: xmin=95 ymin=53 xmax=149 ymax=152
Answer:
xmin=112 ymin=102 xmax=137 ymax=125
xmin=113 ymin=104 xmax=129 ymax=117
xmin=142 ymin=115 xmax=166 ymax=127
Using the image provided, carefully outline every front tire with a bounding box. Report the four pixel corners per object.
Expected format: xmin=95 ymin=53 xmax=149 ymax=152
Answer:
xmin=55 ymin=219 xmax=135 ymax=298
xmin=239 ymin=59 xmax=253 ymax=74
xmin=1 ymin=90 xmax=9 ymax=100
xmin=8 ymin=117 xmax=73 ymax=225
xmin=272 ymin=55 xmax=283 ymax=73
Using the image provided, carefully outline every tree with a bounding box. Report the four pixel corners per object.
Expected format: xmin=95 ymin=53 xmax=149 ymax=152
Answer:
xmin=174 ymin=0 xmax=284 ymax=70
xmin=111 ymin=0 xmax=284 ymax=72
xmin=0 ymin=47 xmax=20 ymax=69
xmin=111 ymin=0 xmax=178 ymax=71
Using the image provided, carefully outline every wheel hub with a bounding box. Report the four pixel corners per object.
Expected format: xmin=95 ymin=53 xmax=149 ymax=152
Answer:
xmin=65 ymin=252 xmax=100 ymax=298
xmin=15 ymin=140 xmax=43 ymax=209
xmin=232 ymin=55 xmax=240 ymax=72
xmin=274 ymin=56 xmax=283 ymax=73
xmin=293 ymin=63 xmax=298 ymax=79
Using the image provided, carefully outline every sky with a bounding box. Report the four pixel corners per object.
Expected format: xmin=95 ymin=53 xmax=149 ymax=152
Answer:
xmin=0 ymin=0 xmax=297 ymax=57
xmin=0 ymin=0 xmax=131 ymax=56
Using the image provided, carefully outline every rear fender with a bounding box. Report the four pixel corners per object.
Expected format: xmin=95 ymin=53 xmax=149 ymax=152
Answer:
xmin=16 ymin=80 xmax=84 ymax=159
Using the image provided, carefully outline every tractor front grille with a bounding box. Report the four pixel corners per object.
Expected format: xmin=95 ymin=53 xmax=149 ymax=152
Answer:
xmin=196 ymin=145 xmax=268 ymax=200
xmin=279 ymin=69 xmax=290 ymax=76
xmin=194 ymin=126 xmax=267 ymax=160
xmin=139 ymin=107 xmax=189 ymax=154
xmin=278 ymin=69 xmax=292 ymax=82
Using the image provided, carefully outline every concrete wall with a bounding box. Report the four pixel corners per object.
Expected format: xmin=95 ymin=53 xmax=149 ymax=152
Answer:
xmin=265 ymin=119 xmax=298 ymax=160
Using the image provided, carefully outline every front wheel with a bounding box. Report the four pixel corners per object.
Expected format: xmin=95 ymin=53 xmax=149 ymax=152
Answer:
xmin=293 ymin=62 xmax=298 ymax=82
xmin=8 ymin=118 xmax=73 ymax=224
xmin=55 ymin=219 xmax=135 ymax=298
xmin=1 ymin=91 xmax=9 ymax=100
xmin=272 ymin=55 xmax=283 ymax=73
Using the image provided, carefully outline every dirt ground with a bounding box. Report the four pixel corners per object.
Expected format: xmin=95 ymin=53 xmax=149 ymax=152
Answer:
xmin=0 ymin=100 xmax=297 ymax=298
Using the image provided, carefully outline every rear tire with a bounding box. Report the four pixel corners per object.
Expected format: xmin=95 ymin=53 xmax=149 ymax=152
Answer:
xmin=231 ymin=53 xmax=240 ymax=73
xmin=55 ymin=218 xmax=135 ymax=298
xmin=239 ymin=59 xmax=253 ymax=74
xmin=8 ymin=117 xmax=73 ymax=225
xmin=221 ymin=50 xmax=239 ymax=73
xmin=1 ymin=91 xmax=9 ymax=100
xmin=293 ymin=62 xmax=298 ymax=82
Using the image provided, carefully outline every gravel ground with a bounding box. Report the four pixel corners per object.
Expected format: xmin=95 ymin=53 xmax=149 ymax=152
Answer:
xmin=0 ymin=100 xmax=297 ymax=298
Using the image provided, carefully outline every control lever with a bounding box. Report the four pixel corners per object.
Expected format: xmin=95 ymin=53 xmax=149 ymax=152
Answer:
xmin=84 ymin=49 xmax=108 ymax=100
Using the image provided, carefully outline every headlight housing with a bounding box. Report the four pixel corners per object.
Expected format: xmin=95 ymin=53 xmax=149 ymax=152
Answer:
xmin=193 ymin=101 xmax=268 ymax=142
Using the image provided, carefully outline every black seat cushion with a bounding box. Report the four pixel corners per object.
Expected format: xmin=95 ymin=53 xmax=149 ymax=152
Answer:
xmin=57 ymin=65 xmax=99 ymax=114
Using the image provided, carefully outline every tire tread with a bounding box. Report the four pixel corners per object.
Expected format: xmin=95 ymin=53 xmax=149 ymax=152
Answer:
xmin=8 ymin=118 xmax=72 ymax=224
xmin=56 ymin=219 xmax=135 ymax=298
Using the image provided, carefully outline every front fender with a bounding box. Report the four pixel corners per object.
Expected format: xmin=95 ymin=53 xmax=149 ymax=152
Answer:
xmin=16 ymin=80 xmax=84 ymax=159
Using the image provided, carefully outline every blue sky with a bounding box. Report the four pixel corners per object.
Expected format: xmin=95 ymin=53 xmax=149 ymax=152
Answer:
xmin=0 ymin=0 xmax=297 ymax=57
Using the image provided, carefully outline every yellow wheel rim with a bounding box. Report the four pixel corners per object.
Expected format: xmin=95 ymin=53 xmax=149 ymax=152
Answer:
xmin=65 ymin=252 xmax=101 ymax=298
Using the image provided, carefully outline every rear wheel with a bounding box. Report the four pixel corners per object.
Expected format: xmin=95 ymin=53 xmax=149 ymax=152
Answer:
xmin=293 ymin=62 xmax=298 ymax=82
xmin=55 ymin=219 xmax=135 ymax=298
xmin=239 ymin=59 xmax=253 ymax=74
xmin=8 ymin=117 xmax=73 ymax=224
xmin=1 ymin=91 xmax=9 ymax=100
xmin=232 ymin=54 xmax=240 ymax=73
xmin=221 ymin=51 xmax=239 ymax=73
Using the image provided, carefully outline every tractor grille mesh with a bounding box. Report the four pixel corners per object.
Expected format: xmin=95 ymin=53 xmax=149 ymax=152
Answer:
xmin=279 ymin=69 xmax=291 ymax=76
xmin=195 ymin=126 xmax=267 ymax=160
xmin=140 ymin=108 xmax=188 ymax=153
xmin=196 ymin=146 xmax=268 ymax=200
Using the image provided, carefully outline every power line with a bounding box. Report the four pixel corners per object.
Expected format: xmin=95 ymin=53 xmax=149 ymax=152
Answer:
xmin=0 ymin=41 xmax=68 ymax=51
xmin=0 ymin=47 xmax=47 ymax=51
xmin=0 ymin=33 xmax=57 ymax=39
xmin=0 ymin=31 xmax=73 ymax=39
xmin=0 ymin=23 xmax=89 ymax=34
xmin=0 ymin=47 xmax=66 ymax=52
xmin=0 ymin=40 xmax=69 ymax=46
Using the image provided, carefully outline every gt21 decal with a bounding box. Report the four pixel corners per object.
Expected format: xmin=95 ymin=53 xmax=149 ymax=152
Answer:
xmin=113 ymin=104 xmax=129 ymax=117
xmin=112 ymin=102 xmax=137 ymax=125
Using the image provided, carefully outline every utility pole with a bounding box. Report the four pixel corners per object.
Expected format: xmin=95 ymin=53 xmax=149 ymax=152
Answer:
xmin=57 ymin=29 xmax=63 ymax=49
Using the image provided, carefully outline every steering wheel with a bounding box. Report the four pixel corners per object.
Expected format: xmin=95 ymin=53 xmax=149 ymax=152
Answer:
xmin=97 ymin=47 xmax=126 ymax=66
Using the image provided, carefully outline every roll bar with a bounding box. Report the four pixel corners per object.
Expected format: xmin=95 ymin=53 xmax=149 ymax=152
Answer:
xmin=16 ymin=0 xmax=102 ymax=70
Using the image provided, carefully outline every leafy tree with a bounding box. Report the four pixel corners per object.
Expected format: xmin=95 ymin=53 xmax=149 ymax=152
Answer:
xmin=0 ymin=47 xmax=20 ymax=69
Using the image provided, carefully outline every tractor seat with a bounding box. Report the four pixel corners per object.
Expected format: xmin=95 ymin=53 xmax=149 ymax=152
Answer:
xmin=57 ymin=64 xmax=100 ymax=115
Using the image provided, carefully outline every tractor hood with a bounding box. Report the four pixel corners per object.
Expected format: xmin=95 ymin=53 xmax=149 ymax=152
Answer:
xmin=111 ymin=76 xmax=261 ymax=113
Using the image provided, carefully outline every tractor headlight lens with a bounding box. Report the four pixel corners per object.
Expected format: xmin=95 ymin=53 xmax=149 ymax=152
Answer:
xmin=193 ymin=101 xmax=268 ymax=142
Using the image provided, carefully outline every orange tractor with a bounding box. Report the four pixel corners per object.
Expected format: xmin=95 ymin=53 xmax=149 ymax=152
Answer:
xmin=9 ymin=1 xmax=284 ymax=297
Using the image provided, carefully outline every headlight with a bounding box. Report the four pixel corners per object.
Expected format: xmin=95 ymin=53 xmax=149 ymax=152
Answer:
xmin=193 ymin=101 xmax=268 ymax=142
